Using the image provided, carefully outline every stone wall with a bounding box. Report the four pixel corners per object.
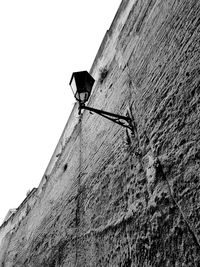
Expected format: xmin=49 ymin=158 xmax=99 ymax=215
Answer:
xmin=0 ymin=0 xmax=200 ymax=266
xmin=0 ymin=188 xmax=37 ymax=264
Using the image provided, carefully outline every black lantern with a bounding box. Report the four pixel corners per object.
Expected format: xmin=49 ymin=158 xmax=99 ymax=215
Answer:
xmin=69 ymin=71 xmax=95 ymax=104
xmin=69 ymin=70 xmax=134 ymax=132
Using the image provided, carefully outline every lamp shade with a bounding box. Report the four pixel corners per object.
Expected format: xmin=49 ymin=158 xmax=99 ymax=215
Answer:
xmin=69 ymin=71 xmax=95 ymax=104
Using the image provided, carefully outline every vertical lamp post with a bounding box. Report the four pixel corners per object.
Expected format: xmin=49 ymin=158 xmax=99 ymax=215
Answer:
xmin=69 ymin=71 xmax=133 ymax=131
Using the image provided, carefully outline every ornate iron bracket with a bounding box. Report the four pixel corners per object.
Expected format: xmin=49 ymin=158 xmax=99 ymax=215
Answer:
xmin=79 ymin=103 xmax=134 ymax=132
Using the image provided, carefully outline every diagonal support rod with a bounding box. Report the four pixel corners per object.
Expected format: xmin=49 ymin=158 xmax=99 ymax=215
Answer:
xmin=79 ymin=103 xmax=134 ymax=132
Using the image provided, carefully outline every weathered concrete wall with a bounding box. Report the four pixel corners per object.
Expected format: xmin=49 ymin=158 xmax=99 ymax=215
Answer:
xmin=1 ymin=0 xmax=200 ymax=266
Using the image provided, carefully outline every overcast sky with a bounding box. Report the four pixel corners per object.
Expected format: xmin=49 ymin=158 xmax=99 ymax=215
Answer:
xmin=0 ymin=0 xmax=122 ymax=224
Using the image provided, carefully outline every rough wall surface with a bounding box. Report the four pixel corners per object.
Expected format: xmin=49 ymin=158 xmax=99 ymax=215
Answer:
xmin=0 ymin=0 xmax=200 ymax=266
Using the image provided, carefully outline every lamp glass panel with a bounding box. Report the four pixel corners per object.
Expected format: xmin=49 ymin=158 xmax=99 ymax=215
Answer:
xmin=70 ymin=76 xmax=77 ymax=96
xmin=75 ymin=92 xmax=89 ymax=103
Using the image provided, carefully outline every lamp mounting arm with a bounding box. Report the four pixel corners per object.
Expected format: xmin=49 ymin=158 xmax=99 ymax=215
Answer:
xmin=79 ymin=103 xmax=133 ymax=131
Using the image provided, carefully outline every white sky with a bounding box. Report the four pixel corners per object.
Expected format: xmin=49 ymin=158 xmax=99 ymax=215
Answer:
xmin=0 ymin=0 xmax=122 ymax=224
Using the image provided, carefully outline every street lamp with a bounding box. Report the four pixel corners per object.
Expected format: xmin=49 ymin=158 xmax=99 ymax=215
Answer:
xmin=69 ymin=71 xmax=133 ymax=131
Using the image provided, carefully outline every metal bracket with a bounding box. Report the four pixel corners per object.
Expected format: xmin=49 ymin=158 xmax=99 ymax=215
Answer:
xmin=79 ymin=103 xmax=134 ymax=132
